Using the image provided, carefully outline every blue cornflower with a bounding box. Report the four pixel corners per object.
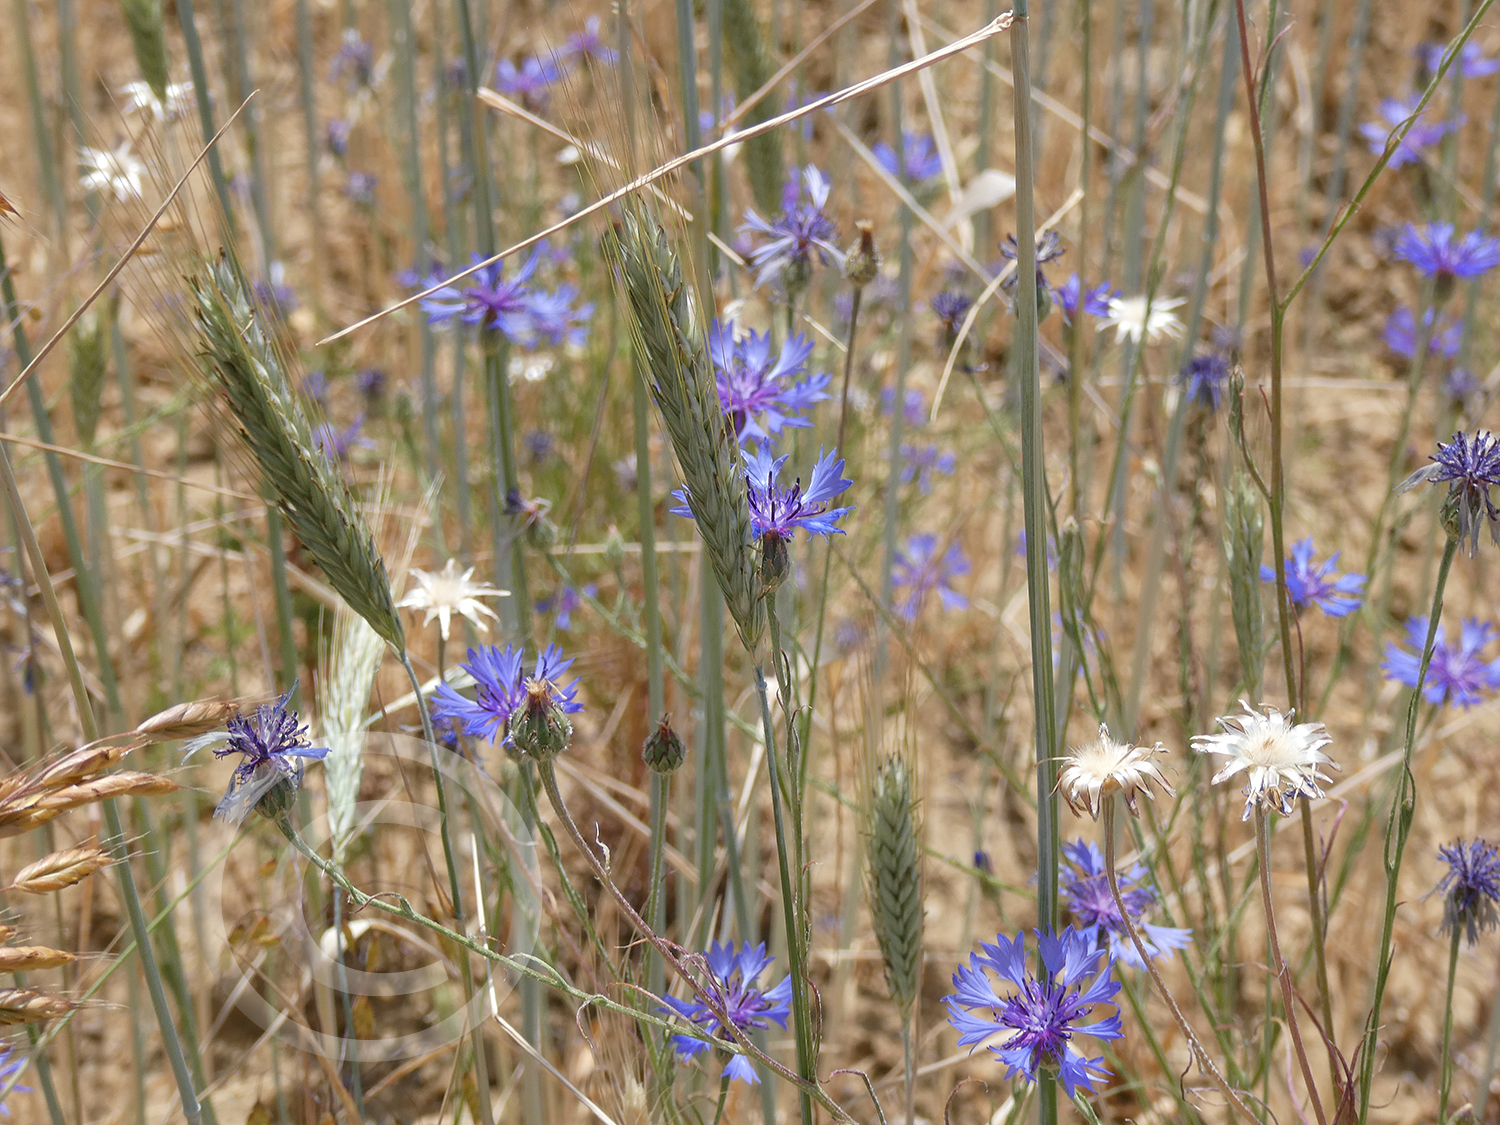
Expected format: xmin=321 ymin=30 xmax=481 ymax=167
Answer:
xmin=659 ymin=940 xmax=792 ymax=1085
xmin=431 ymin=644 xmax=582 ymax=748
xmin=1178 ymin=351 xmax=1230 ymax=411
xmin=303 ymin=370 xmax=329 ymax=407
xmin=707 ymin=323 xmax=831 ymax=443
xmin=0 ymin=1040 xmax=31 ymax=1114
xmin=1383 ymin=616 xmax=1500 ymax=709
xmin=1260 ymin=537 xmax=1366 ymax=617
xmin=1382 ymin=306 xmax=1463 ymax=361
xmin=559 ymin=16 xmax=618 ymax=64
xmin=345 ymin=171 xmax=377 ymax=205
xmin=945 ymin=926 xmax=1124 ymax=1097
xmin=328 ymin=29 xmax=374 ymax=88
xmin=1421 ymin=40 xmax=1500 ymax=79
xmin=1436 ymin=838 xmax=1500 ymax=945
xmin=495 ymin=55 xmax=565 ymax=110
xmin=536 ymin=584 xmax=595 ymax=630
xmin=526 ymin=284 xmax=593 ymax=348
xmin=881 ymin=387 xmax=928 ymax=427
xmin=873 ymin=131 xmax=944 ymax=182
xmin=931 ymin=291 xmax=974 ymax=339
xmin=1392 ymin=222 xmax=1500 ymax=283
xmin=313 ymin=415 xmax=376 ymax=463
xmin=252 ymin=263 xmax=298 ymax=320
xmin=326 ymin=118 xmax=351 ymax=158
xmin=1444 ymin=367 xmax=1480 ymax=405
xmin=1000 ymin=231 xmax=1067 ymax=299
xmin=1059 ymin=840 xmax=1193 ymax=969
xmin=743 ymin=446 xmax=853 ymax=541
xmin=187 ymin=688 xmax=329 ymax=824
xmin=899 ymin=442 xmax=957 ymax=494
xmin=740 ymin=165 xmax=844 ymax=290
xmin=355 ymin=367 xmax=386 ymax=402
xmin=1360 ymin=95 xmax=1462 ymax=168
xmin=1400 ymin=429 xmax=1500 ymax=553
xmin=420 ymin=251 xmax=542 ymax=340
xmin=1056 ymin=275 xmax=1117 ymax=325
xmin=891 ymin=534 xmax=969 ymax=620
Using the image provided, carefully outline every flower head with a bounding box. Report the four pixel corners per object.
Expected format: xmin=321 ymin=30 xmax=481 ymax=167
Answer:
xmin=891 ymin=534 xmax=969 ymax=620
xmin=329 ymin=29 xmax=374 ymax=87
xmin=79 ymin=142 xmax=145 ymax=202
xmin=899 ymin=442 xmax=957 ymax=494
xmin=1382 ymin=306 xmax=1463 ymax=361
xmin=1359 ymin=95 xmax=1461 ymax=168
xmin=1383 ymin=616 xmax=1500 ymax=709
xmin=707 ymin=323 xmax=831 ymax=443
xmin=1060 ymin=840 xmax=1193 ymax=968
xmin=559 ymin=16 xmax=618 ymax=64
xmin=740 ymin=165 xmax=844 ymax=290
xmin=659 ymin=940 xmax=792 ymax=1084
xmin=535 ymin=584 xmax=595 ymax=630
xmin=1421 ymin=40 xmax=1500 ymax=79
xmin=1260 ymin=538 xmax=1366 ymax=618
xmin=397 ymin=558 xmax=508 ymax=641
xmin=187 ymin=689 xmax=329 ymax=824
xmin=1399 ymin=430 xmax=1500 ymax=554
xmin=945 ymin=927 xmax=1123 ymax=1097
xmin=1056 ymin=275 xmax=1117 ymax=325
xmin=1057 ymin=724 xmax=1174 ymax=819
xmin=1177 ymin=351 xmax=1230 ymax=411
xmin=1436 ymin=838 xmax=1500 ymax=945
xmin=1192 ymin=703 xmax=1337 ymax=820
xmin=120 ymin=80 xmax=195 ymax=122
xmin=873 ymin=131 xmax=943 ymax=182
xmin=496 ymin=55 xmax=565 ymax=109
xmin=431 ymin=644 xmax=582 ymax=752
xmin=345 ymin=171 xmax=378 ymax=205
xmin=1098 ymin=294 xmax=1185 ymax=344
xmin=526 ymin=284 xmax=593 ymax=348
xmin=420 ymin=251 xmax=542 ymax=339
xmin=0 ymin=1040 xmax=31 ymax=1113
xmin=931 ymin=291 xmax=975 ymax=339
xmin=1392 ymin=222 xmax=1500 ymax=284
xmin=743 ymin=446 xmax=853 ymax=541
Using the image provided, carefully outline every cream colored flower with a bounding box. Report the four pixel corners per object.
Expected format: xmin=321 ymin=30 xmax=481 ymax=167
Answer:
xmin=1057 ymin=724 xmax=1175 ymax=820
xmin=79 ymin=142 xmax=145 ymax=202
xmin=1099 ymin=294 xmax=1185 ymax=344
xmin=120 ymin=80 xmax=196 ymax=123
xmin=1192 ymin=702 xmax=1337 ymax=821
xmin=396 ymin=559 xmax=508 ymax=641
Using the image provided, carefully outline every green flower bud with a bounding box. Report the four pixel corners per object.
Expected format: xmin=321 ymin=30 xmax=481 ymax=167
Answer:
xmin=510 ymin=680 xmax=573 ymax=761
xmin=642 ymin=713 xmax=686 ymax=774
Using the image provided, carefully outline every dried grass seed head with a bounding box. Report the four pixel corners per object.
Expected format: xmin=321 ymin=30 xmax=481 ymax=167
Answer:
xmin=1057 ymin=724 xmax=1174 ymax=820
xmin=1192 ymin=702 xmax=1338 ymax=820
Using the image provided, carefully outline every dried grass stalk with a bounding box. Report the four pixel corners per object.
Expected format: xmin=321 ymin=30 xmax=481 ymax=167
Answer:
xmin=7 ymin=844 xmax=114 ymax=894
xmin=611 ymin=203 xmax=763 ymax=652
xmin=0 ymin=988 xmax=82 ymax=1024
xmin=864 ymin=754 xmax=923 ymax=1015
xmin=187 ymin=255 xmax=405 ymax=650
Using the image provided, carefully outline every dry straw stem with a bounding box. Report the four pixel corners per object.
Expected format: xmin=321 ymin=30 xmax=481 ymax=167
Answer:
xmin=611 ymin=202 xmax=764 ymax=652
xmin=187 ymin=254 xmax=405 ymax=650
xmin=0 ymin=989 xmax=82 ymax=1024
xmin=0 ymin=947 xmax=77 ymax=973
xmin=5 ymin=843 xmax=114 ymax=893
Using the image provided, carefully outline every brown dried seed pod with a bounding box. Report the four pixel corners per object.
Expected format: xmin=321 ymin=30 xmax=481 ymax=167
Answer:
xmin=6 ymin=844 xmax=113 ymax=894
xmin=134 ymin=699 xmax=241 ymax=742
xmin=0 ymin=988 xmax=81 ymax=1024
xmin=30 ymin=742 xmax=133 ymax=789
xmin=0 ymin=947 xmax=76 ymax=972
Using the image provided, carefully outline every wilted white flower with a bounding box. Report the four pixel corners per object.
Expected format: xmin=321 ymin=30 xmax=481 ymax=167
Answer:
xmin=1099 ymin=294 xmax=1185 ymax=344
xmin=1192 ymin=702 xmax=1338 ymax=820
xmin=79 ymin=142 xmax=146 ymax=202
xmin=396 ymin=559 xmax=508 ymax=641
xmin=1057 ymin=723 xmax=1175 ymax=820
xmin=121 ymin=80 xmax=196 ymax=122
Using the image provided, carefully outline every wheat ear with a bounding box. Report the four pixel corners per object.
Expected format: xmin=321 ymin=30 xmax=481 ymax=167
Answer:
xmin=865 ymin=753 xmax=923 ymax=1015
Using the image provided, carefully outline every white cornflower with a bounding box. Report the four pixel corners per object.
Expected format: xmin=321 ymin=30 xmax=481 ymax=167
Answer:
xmin=1057 ymin=723 xmax=1175 ymax=820
xmin=1099 ymin=294 xmax=1185 ymax=344
xmin=1192 ymin=702 xmax=1338 ymax=820
xmin=79 ymin=142 xmax=146 ymax=202
xmin=121 ymin=80 xmax=196 ymax=123
xmin=396 ymin=559 xmax=508 ymax=641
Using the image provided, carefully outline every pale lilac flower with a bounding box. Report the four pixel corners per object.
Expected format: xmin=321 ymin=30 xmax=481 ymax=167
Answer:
xmin=345 ymin=171 xmax=377 ymax=205
xmin=1060 ymin=839 xmax=1193 ymax=968
xmin=708 ymin=323 xmax=830 ymax=443
xmin=659 ymin=941 xmax=791 ymax=1085
xmin=329 ymin=29 xmax=374 ymax=88
xmin=313 ymin=416 xmax=375 ymax=462
xmin=1056 ymin=275 xmax=1117 ymax=325
xmin=1383 ymin=306 xmax=1463 ymax=360
xmin=1420 ymin=40 xmax=1500 ymax=79
xmin=899 ymin=443 xmax=957 ymax=493
xmin=1400 ymin=429 xmax=1500 ymax=552
xmin=1392 ymin=222 xmax=1500 ymax=281
xmin=740 ymin=165 xmax=844 ymax=289
xmin=420 ymin=251 xmax=542 ymax=339
xmin=873 ymin=132 xmax=943 ymax=182
xmin=945 ymin=927 xmax=1123 ymax=1097
xmin=496 ymin=55 xmax=565 ymax=109
xmin=1360 ymin=95 xmax=1461 ymax=168
xmin=1178 ymin=351 xmax=1230 ymax=411
xmin=891 ymin=534 xmax=969 ymax=619
xmin=931 ymin=291 xmax=974 ymax=339
xmin=1383 ymin=617 xmax=1500 ymax=709
xmin=559 ymin=16 xmax=618 ymax=64
xmin=1436 ymin=838 xmax=1500 ymax=945
xmin=187 ymin=689 xmax=329 ymax=825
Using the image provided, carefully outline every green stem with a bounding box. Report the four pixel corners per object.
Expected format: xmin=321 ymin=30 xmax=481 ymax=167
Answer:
xmin=1438 ymin=925 xmax=1462 ymax=1125
xmin=1358 ymin=536 xmax=1459 ymax=1121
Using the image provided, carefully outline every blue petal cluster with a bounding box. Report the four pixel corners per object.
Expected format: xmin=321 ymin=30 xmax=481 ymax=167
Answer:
xmin=1437 ymin=838 xmax=1500 ymax=945
xmin=1383 ymin=616 xmax=1500 ymax=710
xmin=418 ymin=250 xmax=592 ymax=346
xmin=1392 ymin=222 xmax=1500 ymax=281
xmin=1360 ymin=95 xmax=1462 ymax=167
xmin=891 ymin=534 xmax=970 ymax=620
xmin=1260 ymin=538 xmax=1366 ymax=618
xmin=740 ymin=165 xmax=844 ymax=288
xmin=198 ymin=689 xmax=330 ymax=825
xmin=945 ymin=926 xmax=1123 ymax=1097
xmin=659 ymin=940 xmax=792 ymax=1085
xmin=1060 ymin=840 xmax=1193 ymax=969
xmin=873 ymin=132 xmax=944 ymax=182
xmin=707 ymin=322 xmax=830 ymax=444
xmin=431 ymin=644 xmax=583 ymax=747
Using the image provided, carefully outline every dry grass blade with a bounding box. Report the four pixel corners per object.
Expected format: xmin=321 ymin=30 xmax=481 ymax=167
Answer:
xmin=0 ymin=989 xmax=82 ymax=1024
xmin=0 ymin=947 xmax=78 ymax=972
xmin=187 ymin=255 xmax=405 ymax=651
xmin=6 ymin=844 xmax=115 ymax=894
